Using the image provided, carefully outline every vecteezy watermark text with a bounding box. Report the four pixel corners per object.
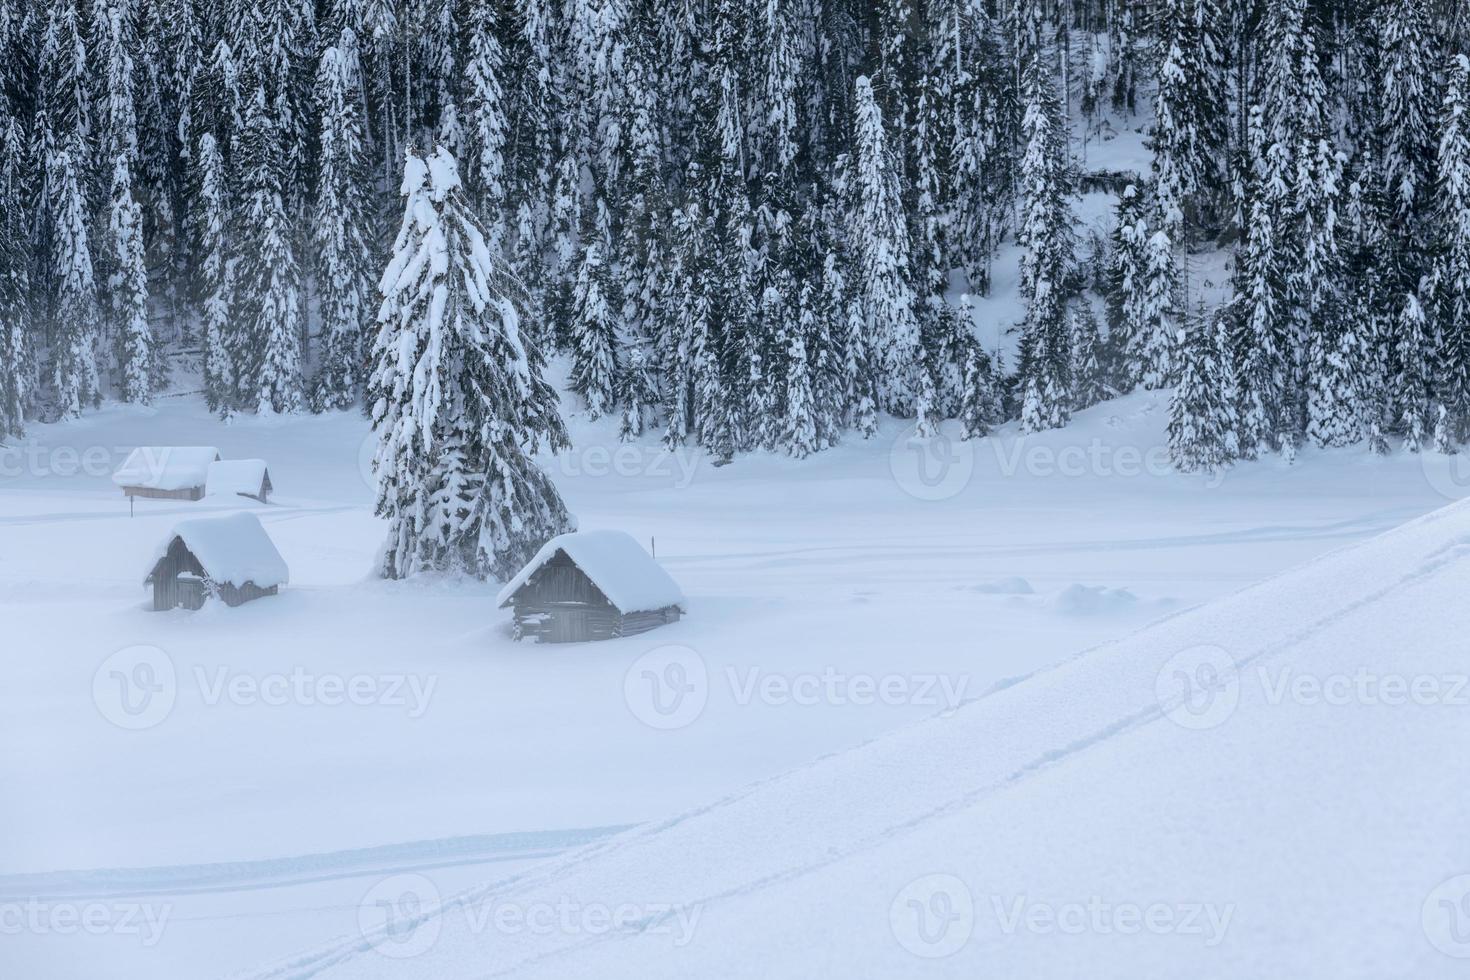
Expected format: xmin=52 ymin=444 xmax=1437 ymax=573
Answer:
xmin=94 ymin=646 xmax=438 ymax=730
xmin=0 ymin=900 xmax=172 ymax=947
xmin=358 ymin=874 xmax=700 ymax=960
xmin=624 ymin=645 xmax=971 ymax=730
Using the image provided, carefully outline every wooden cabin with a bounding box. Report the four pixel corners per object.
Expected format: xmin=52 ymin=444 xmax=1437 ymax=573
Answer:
xmin=113 ymin=447 xmax=220 ymax=501
xmin=144 ymin=513 xmax=289 ymax=611
xmin=207 ymin=459 xmax=274 ymax=503
xmin=497 ymin=530 xmax=685 ymax=643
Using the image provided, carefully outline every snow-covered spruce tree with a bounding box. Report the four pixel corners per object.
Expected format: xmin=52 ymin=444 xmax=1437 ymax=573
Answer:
xmin=1071 ymin=302 xmax=1106 ymax=410
xmin=1378 ymin=0 xmax=1434 ymax=233
xmin=779 ymin=283 xmax=821 ymax=459
xmin=930 ymin=0 xmax=1012 ymax=296
xmin=757 ymin=0 xmax=800 ymax=177
xmin=0 ymin=108 xmax=27 ymax=437
xmin=195 ymin=133 xmax=234 ymax=415
xmin=1342 ymin=150 xmax=1394 ymax=455
xmin=821 ymin=240 xmax=877 ymax=440
xmin=1432 ymin=54 xmax=1470 ymax=449
xmin=1016 ymin=43 xmax=1074 ymax=433
xmin=50 ymin=147 xmax=102 ymax=419
xmin=1395 ymin=290 xmax=1433 ymax=453
xmin=369 ymin=146 xmax=572 ymax=581
xmin=1150 ymin=0 xmax=1226 ymax=232
xmin=616 ymin=340 xmax=658 ymax=441
xmin=958 ymin=329 xmax=1002 ymax=440
xmin=545 ymin=147 xmax=581 ymax=346
xmin=107 ymin=153 xmax=153 ymax=403
xmin=661 ymin=174 xmax=715 ymax=451
xmin=1138 ymin=227 xmax=1178 ymax=389
xmin=235 ymin=89 xmax=302 ymax=414
xmin=1231 ymin=105 xmax=1288 ymax=458
xmin=1288 ymin=18 xmax=1343 ymax=439
xmin=569 ymin=239 xmax=619 ymax=419
xmin=313 ymin=32 xmax=373 ymax=411
xmin=1306 ymin=312 xmax=1364 ymax=448
xmin=1169 ymin=311 xmax=1237 ymax=473
xmin=464 ymin=0 xmax=507 ymax=250
xmin=1106 ymin=184 xmax=1149 ymax=389
xmin=852 ymin=75 xmax=922 ymax=418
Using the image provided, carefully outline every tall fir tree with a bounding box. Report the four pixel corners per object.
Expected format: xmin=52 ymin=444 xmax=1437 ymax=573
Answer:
xmin=1169 ymin=310 xmax=1237 ymax=473
xmin=569 ymin=239 xmax=619 ymax=419
xmin=1106 ymin=184 xmax=1149 ymax=389
xmin=0 ymin=105 xmax=28 ymax=435
xmin=369 ymin=146 xmax=572 ymax=581
xmin=1395 ymin=289 xmax=1432 ymax=453
xmin=852 ymin=75 xmax=922 ymax=419
xmin=1432 ymin=54 xmax=1470 ymax=449
xmin=107 ymin=151 xmax=153 ymax=403
xmin=313 ymin=31 xmax=373 ymax=410
xmin=50 ymin=147 xmax=101 ymax=419
xmin=236 ymin=88 xmax=303 ymax=414
xmin=1015 ymin=46 xmax=1074 ymax=432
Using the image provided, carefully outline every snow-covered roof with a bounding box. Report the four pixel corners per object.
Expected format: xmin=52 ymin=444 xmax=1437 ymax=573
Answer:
xmin=145 ymin=513 xmax=289 ymax=589
xmin=207 ymin=459 xmax=271 ymax=497
xmin=112 ymin=447 xmax=220 ymax=490
xmin=496 ymin=530 xmax=685 ymax=613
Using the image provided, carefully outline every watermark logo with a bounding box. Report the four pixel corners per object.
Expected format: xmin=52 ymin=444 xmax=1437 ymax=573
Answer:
xmin=890 ymin=426 xmax=975 ymax=501
xmin=357 ymin=432 xmax=379 ymax=495
xmin=1423 ymin=875 xmax=1470 ymax=958
xmin=727 ymin=667 xmax=969 ymax=711
xmin=1258 ymin=667 xmax=1469 ymax=707
xmin=93 ymin=645 xmax=177 ymax=730
xmin=990 ymin=895 xmax=1233 ymax=946
xmin=0 ymin=900 xmax=172 ymax=946
xmin=359 ymin=874 xmax=443 ymax=959
xmin=1420 ymin=450 xmax=1470 ymax=501
xmin=1155 ymin=644 xmax=1240 ymax=731
xmin=358 ymin=433 xmax=702 ymax=493
xmin=625 ymin=645 xmax=708 ymax=730
xmin=356 ymin=875 xmax=700 ymax=956
xmin=0 ymin=440 xmax=129 ymax=480
xmin=890 ymin=874 xmax=975 ymax=958
xmin=194 ymin=666 xmax=437 ymax=717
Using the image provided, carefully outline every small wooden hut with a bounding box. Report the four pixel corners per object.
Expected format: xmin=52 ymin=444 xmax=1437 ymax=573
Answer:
xmin=497 ymin=530 xmax=685 ymax=643
xmin=113 ymin=447 xmax=220 ymax=501
xmin=144 ymin=513 xmax=289 ymax=611
xmin=207 ymin=459 xmax=274 ymax=503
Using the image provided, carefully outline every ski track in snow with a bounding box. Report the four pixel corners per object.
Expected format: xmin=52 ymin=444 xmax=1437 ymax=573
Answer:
xmin=0 ymin=827 xmax=631 ymax=902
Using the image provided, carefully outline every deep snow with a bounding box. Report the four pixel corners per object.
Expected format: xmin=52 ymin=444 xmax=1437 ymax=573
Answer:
xmin=3 ymin=388 xmax=1467 ymax=978
xmin=261 ymin=497 xmax=1470 ymax=980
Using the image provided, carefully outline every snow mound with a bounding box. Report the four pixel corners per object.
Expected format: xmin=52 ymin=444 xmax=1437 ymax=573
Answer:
xmin=112 ymin=446 xmax=220 ymax=490
xmin=146 ymin=513 xmax=289 ymax=589
xmin=495 ymin=530 xmax=685 ymax=614
xmin=1050 ymin=582 xmax=1138 ymax=614
xmin=968 ymin=576 xmax=1035 ymax=595
xmin=273 ymin=501 xmax=1470 ymax=980
xmin=208 ymin=459 xmax=271 ymax=498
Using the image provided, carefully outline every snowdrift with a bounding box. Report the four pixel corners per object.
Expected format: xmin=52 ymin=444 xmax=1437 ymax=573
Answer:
xmin=255 ymin=500 xmax=1470 ymax=979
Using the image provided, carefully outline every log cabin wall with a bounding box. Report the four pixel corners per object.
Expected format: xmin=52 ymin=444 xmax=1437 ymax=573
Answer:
xmin=149 ymin=539 xmax=207 ymax=611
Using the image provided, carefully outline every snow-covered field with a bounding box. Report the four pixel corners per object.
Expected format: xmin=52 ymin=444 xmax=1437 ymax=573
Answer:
xmin=4 ymin=390 xmax=1466 ymax=978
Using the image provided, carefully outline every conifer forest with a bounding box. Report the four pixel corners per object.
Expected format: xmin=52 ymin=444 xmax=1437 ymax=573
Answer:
xmin=2 ymin=0 xmax=1470 ymax=570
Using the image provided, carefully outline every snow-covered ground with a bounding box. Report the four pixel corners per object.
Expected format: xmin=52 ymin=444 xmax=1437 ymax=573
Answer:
xmin=259 ymin=496 xmax=1470 ymax=980
xmin=3 ymin=390 xmax=1466 ymax=977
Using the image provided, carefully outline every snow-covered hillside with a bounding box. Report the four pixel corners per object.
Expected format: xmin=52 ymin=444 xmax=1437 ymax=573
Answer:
xmin=253 ymin=497 xmax=1470 ymax=980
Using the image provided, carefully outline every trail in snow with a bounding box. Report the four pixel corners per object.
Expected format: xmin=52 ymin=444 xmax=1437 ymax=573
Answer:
xmin=0 ymin=826 xmax=629 ymax=902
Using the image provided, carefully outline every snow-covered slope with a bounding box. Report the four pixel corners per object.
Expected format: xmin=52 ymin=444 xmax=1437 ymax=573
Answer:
xmin=263 ymin=500 xmax=1470 ymax=979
